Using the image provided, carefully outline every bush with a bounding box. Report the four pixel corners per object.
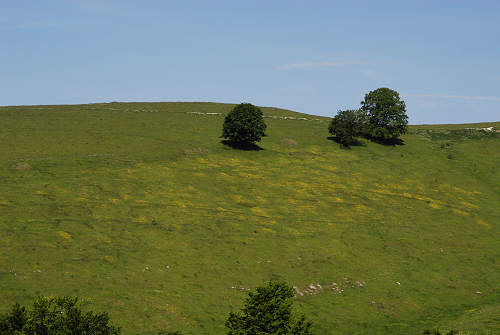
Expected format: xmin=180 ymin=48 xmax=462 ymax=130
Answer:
xmin=361 ymin=87 xmax=408 ymax=141
xmin=0 ymin=296 xmax=120 ymax=335
xmin=328 ymin=109 xmax=366 ymax=146
xmin=222 ymin=103 xmax=266 ymax=146
xmin=0 ymin=303 xmax=26 ymax=334
xmin=225 ymin=281 xmax=313 ymax=335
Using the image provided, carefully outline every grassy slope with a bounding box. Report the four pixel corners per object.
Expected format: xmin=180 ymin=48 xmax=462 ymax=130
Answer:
xmin=0 ymin=102 xmax=499 ymax=335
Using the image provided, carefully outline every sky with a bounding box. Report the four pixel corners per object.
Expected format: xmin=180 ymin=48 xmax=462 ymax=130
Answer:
xmin=1 ymin=0 xmax=499 ymax=124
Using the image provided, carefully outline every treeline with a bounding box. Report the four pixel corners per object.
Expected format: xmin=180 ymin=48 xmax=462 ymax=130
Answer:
xmin=221 ymin=87 xmax=409 ymax=149
xmin=329 ymin=87 xmax=408 ymax=146
xmin=0 ymin=282 xmax=462 ymax=334
xmin=0 ymin=296 xmax=120 ymax=335
xmin=0 ymin=282 xmax=311 ymax=335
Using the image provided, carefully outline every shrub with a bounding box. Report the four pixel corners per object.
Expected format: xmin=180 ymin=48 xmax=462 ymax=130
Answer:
xmin=361 ymin=87 xmax=408 ymax=141
xmin=225 ymin=281 xmax=313 ymax=335
xmin=0 ymin=296 xmax=120 ymax=335
xmin=0 ymin=303 xmax=26 ymax=334
xmin=222 ymin=103 xmax=266 ymax=146
xmin=328 ymin=109 xmax=366 ymax=146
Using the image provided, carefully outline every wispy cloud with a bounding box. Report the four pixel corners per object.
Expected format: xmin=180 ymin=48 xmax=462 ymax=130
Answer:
xmin=0 ymin=22 xmax=56 ymax=31
xmin=277 ymin=61 xmax=371 ymax=70
xmin=67 ymin=0 xmax=130 ymax=17
xmin=404 ymin=93 xmax=500 ymax=102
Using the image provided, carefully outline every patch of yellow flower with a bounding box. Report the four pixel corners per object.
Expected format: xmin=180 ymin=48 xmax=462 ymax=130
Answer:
xmin=225 ymin=158 xmax=242 ymax=166
xmin=323 ymin=165 xmax=338 ymax=172
xmin=307 ymin=146 xmax=320 ymax=154
xmin=459 ymin=201 xmax=479 ymax=210
xmin=57 ymin=231 xmax=72 ymax=241
xmin=372 ymin=189 xmax=396 ymax=196
xmin=261 ymin=227 xmax=276 ymax=234
xmin=239 ymin=172 xmax=261 ymax=179
xmin=104 ymin=255 xmax=115 ymax=263
xmin=287 ymin=227 xmax=303 ymax=236
xmin=295 ymin=181 xmax=310 ymax=189
xmin=134 ymin=215 xmax=149 ymax=223
xmin=476 ymin=219 xmax=490 ymax=228
xmin=232 ymin=194 xmax=244 ymax=203
xmin=54 ymin=185 xmax=67 ymax=194
xmin=98 ymin=234 xmax=112 ymax=243
xmin=41 ymin=242 xmax=56 ymax=248
xmin=175 ymin=199 xmax=192 ymax=209
xmin=403 ymin=300 xmax=421 ymax=310
xmin=355 ymin=204 xmax=371 ymax=212
xmin=452 ymin=208 xmax=469 ymax=216
xmin=255 ymin=196 xmax=267 ymax=204
xmin=453 ymin=186 xmax=481 ymax=196
xmin=387 ymin=183 xmax=409 ymax=190
xmin=251 ymin=207 xmax=271 ymax=218
xmin=261 ymin=220 xmax=277 ymax=226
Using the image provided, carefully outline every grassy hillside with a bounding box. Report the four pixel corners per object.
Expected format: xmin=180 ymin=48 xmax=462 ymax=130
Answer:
xmin=0 ymin=102 xmax=499 ymax=335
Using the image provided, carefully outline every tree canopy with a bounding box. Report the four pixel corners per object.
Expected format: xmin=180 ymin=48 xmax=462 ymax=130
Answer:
xmin=225 ymin=281 xmax=313 ymax=335
xmin=0 ymin=296 xmax=120 ymax=335
xmin=328 ymin=109 xmax=366 ymax=146
xmin=222 ymin=103 xmax=266 ymax=147
xmin=360 ymin=87 xmax=408 ymax=141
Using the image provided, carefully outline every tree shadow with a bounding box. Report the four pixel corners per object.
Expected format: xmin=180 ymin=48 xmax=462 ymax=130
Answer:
xmin=367 ymin=137 xmax=405 ymax=146
xmin=221 ymin=140 xmax=264 ymax=151
xmin=327 ymin=136 xmax=365 ymax=148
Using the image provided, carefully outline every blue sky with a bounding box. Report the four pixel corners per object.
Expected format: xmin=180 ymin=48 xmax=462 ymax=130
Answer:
xmin=1 ymin=0 xmax=499 ymax=124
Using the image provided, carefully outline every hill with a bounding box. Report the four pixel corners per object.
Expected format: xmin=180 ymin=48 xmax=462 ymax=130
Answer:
xmin=0 ymin=102 xmax=499 ymax=334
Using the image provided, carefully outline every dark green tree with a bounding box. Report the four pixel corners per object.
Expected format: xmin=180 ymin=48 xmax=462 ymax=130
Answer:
xmin=225 ymin=281 xmax=313 ymax=335
xmin=0 ymin=303 xmax=27 ymax=334
xmin=328 ymin=109 xmax=366 ymax=146
xmin=1 ymin=296 xmax=120 ymax=335
xmin=222 ymin=103 xmax=266 ymax=147
xmin=360 ymin=87 xmax=408 ymax=141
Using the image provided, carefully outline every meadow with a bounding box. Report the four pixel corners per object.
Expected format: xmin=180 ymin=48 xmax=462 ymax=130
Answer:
xmin=0 ymin=102 xmax=499 ymax=334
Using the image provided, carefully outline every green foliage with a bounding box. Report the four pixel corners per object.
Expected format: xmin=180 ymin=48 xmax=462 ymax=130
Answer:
xmin=225 ymin=282 xmax=313 ymax=335
xmin=222 ymin=103 xmax=266 ymax=146
xmin=360 ymin=87 xmax=408 ymax=140
xmin=0 ymin=296 xmax=120 ymax=335
xmin=0 ymin=103 xmax=499 ymax=335
xmin=0 ymin=303 xmax=27 ymax=334
xmin=413 ymin=128 xmax=500 ymax=141
xmin=328 ymin=109 xmax=366 ymax=146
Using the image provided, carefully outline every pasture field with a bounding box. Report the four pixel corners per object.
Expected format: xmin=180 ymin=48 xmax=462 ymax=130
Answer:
xmin=0 ymin=102 xmax=499 ymax=334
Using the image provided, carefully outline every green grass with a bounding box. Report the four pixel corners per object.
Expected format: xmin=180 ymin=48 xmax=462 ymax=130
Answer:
xmin=0 ymin=102 xmax=499 ymax=335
